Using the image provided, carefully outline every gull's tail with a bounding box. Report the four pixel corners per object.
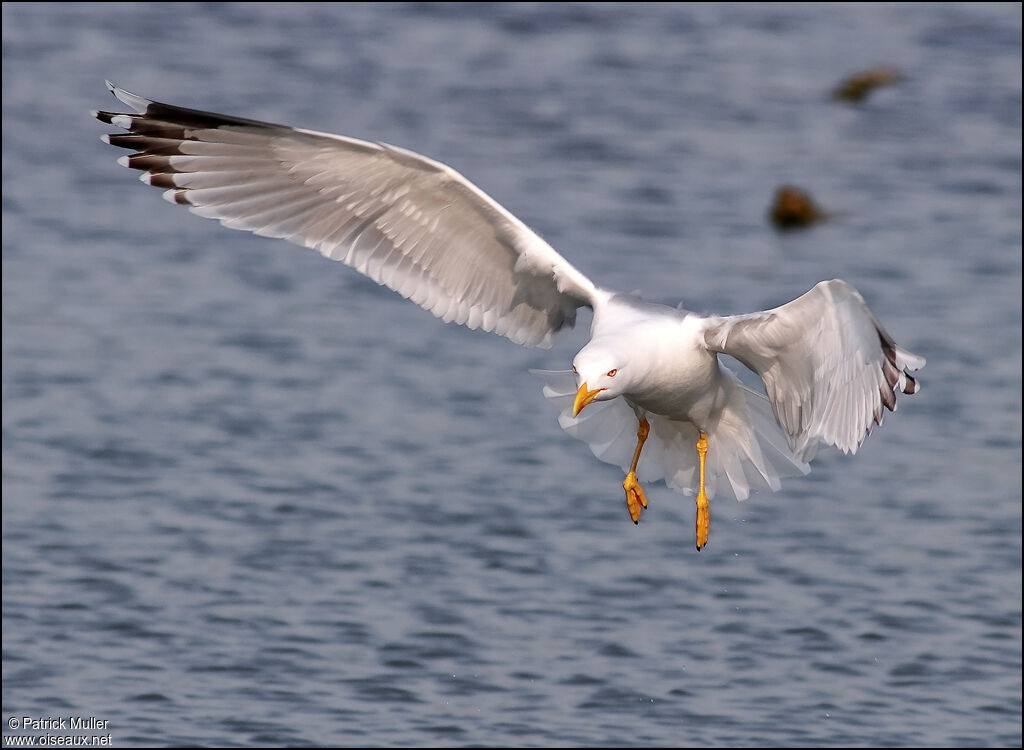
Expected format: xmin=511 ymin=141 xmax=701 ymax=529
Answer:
xmin=531 ymin=369 xmax=809 ymax=501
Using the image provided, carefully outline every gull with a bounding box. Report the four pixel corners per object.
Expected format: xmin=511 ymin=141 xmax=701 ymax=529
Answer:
xmin=94 ymin=82 xmax=925 ymax=549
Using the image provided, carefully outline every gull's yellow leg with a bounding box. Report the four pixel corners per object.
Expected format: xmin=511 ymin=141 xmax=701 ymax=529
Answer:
xmin=622 ymin=417 xmax=650 ymax=524
xmin=695 ymin=432 xmax=710 ymax=550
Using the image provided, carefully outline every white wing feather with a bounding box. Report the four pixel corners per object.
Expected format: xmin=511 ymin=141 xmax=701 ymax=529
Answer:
xmin=94 ymin=82 xmax=598 ymax=348
xmin=704 ymin=279 xmax=925 ymax=459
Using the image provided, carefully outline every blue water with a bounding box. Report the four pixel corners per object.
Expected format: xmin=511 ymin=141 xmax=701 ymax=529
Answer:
xmin=3 ymin=2 xmax=1021 ymax=746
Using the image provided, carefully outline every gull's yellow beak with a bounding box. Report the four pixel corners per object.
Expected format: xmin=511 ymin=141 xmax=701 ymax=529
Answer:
xmin=572 ymin=382 xmax=605 ymax=417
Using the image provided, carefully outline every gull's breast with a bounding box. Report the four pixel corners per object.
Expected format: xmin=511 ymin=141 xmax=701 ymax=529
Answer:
xmin=624 ymin=315 xmax=730 ymax=426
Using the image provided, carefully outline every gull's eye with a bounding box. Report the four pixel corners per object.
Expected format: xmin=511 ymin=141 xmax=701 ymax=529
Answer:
xmin=572 ymin=365 xmax=578 ymax=374
xmin=606 ymin=369 xmax=617 ymax=377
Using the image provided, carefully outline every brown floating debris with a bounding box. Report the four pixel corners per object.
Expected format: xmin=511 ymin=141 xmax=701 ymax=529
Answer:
xmin=769 ymin=185 xmax=827 ymax=230
xmin=832 ymin=66 xmax=903 ymax=102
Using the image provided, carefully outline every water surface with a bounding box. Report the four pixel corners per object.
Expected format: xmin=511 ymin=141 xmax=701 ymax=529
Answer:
xmin=3 ymin=3 xmax=1021 ymax=746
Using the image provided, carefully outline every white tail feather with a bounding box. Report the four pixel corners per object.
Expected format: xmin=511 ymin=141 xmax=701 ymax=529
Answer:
xmin=531 ymin=368 xmax=810 ymax=501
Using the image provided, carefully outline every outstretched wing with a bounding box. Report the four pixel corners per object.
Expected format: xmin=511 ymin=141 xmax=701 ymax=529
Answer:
xmin=703 ymin=279 xmax=925 ymax=459
xmin=94 ymin=82 xmax=599 ymax=348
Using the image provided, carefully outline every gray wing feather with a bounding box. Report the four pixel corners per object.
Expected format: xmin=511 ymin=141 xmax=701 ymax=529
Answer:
xmin=704 ymin=279 xmax=925 ymax=459
xmin=95 ymin=82 xmax=599 ymax=348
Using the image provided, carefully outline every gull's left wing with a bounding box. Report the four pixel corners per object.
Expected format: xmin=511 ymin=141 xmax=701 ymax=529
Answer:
xmin=94 ymin=82 xmax=600 ymax=348
xmin=703 ymin=279 xmax=925 ymax=460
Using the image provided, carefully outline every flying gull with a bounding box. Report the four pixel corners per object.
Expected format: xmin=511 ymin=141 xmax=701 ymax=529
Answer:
xmin=94 ymin=82 xmax=925 ymax=549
